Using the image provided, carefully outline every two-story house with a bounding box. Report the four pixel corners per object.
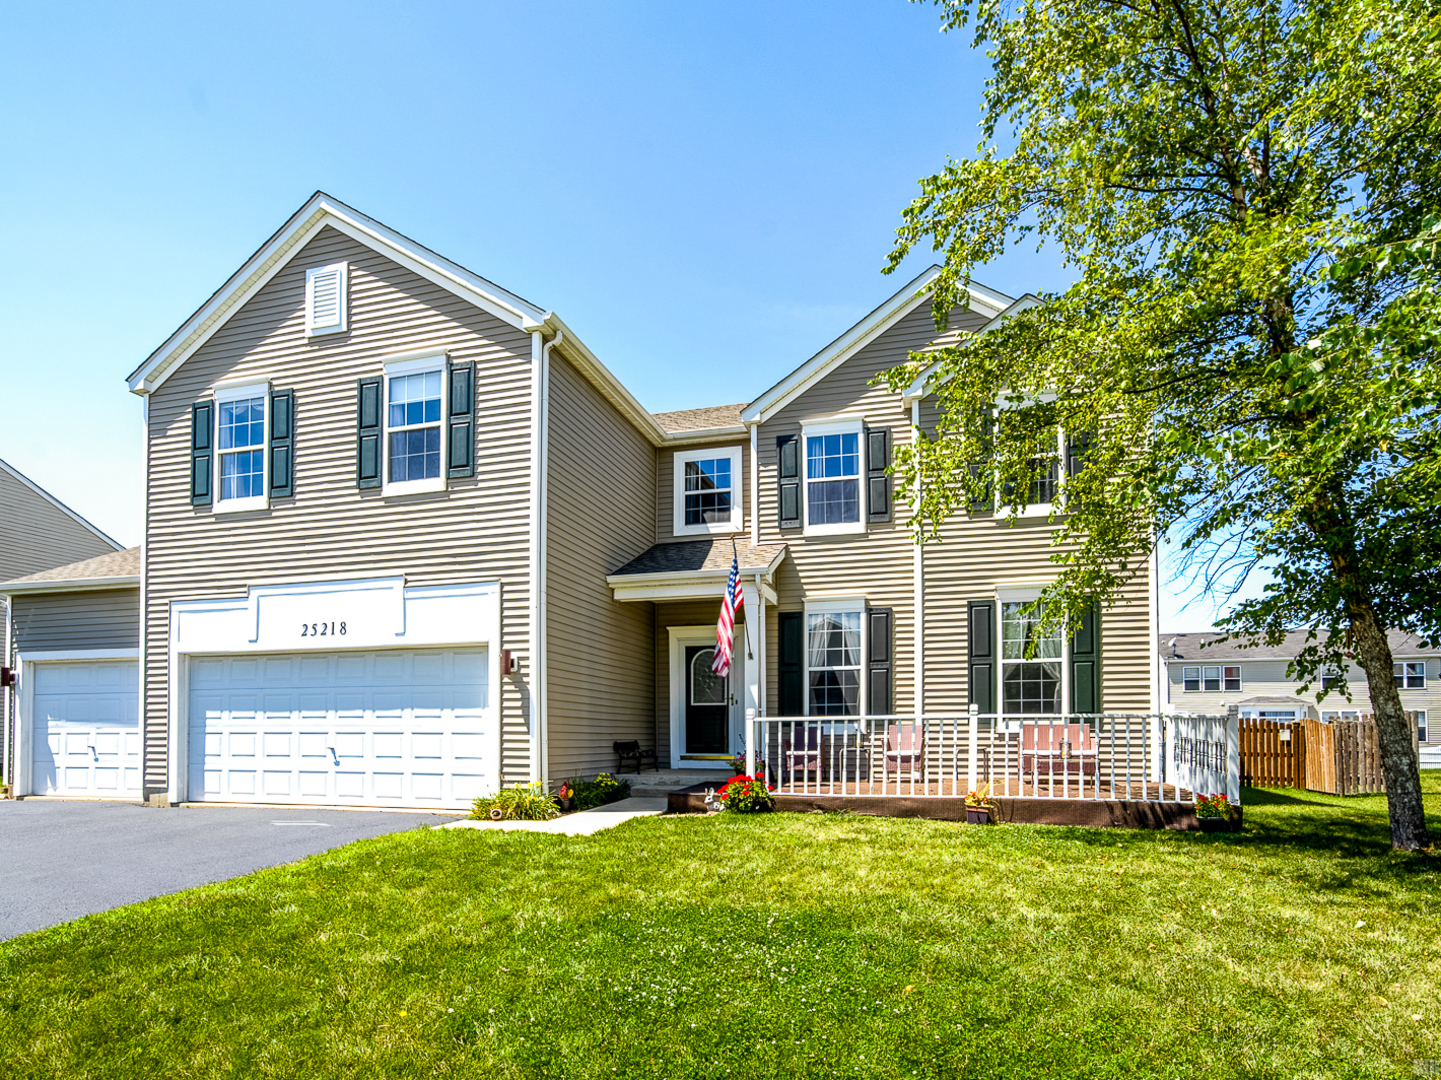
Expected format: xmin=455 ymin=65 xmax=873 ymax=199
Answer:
xmin=1 ymin=193 xmax=1160 ymax=809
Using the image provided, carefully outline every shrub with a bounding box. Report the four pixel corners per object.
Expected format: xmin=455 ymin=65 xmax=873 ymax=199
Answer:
xmin=471 ymin=780 xmax=559 ymax=821
xmin=569 ymin=772 xmax=631 ymax=811
xmin=716 ymin=774 xmax=774 ymax=813
xmin=1195 ymin=793 xmax=1232 ymax=819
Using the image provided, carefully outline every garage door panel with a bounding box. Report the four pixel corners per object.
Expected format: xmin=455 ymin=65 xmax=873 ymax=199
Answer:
xmin=188 ymin=647 xmax=490 ymax=809
xmin=30 ymin=661 xmax=142 ymax=798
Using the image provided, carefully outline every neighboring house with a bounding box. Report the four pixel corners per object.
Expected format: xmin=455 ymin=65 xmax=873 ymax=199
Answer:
xmin=0 ymin=192 xmax=1161 ymax=810
xmin=1160 ymin=630 xmax=1440 ymax=764
xmin=0 ymin=458 xmax=124 ymax=784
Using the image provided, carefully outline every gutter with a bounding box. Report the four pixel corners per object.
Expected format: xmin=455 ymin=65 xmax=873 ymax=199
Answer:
xmin=527 ymin=327 xmax=564 ymax=790
xmin=0 ymin=576 xmax=140 ymax=596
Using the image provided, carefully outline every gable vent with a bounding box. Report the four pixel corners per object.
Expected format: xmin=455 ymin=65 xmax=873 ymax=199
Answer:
xmin=305 ymin=262 xmax=348 ymax=336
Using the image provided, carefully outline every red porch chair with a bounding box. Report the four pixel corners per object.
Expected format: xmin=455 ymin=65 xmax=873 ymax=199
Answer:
xmin=884 ymin=723 xmax=925 ymax=785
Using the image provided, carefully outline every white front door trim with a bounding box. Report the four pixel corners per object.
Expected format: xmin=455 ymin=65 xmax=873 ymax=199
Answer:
xmin=168 ymin=576 xmax=501 ymax=805
xmin=13 ymin=649 xmax=141 ymax=798
xmin=667 ymin=625 xmax=746 ymax=770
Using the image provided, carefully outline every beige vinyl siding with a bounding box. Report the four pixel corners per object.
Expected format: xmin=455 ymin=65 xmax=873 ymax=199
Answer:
xmin=142 ymin=226 xmax=535 ymax=793
xmin=544 ymin=352 xmax=657 ymax=781
xmin=1166 ymin=657 xmax=1441 ymax=740
xmin=10 ymin=589 xmax=140 ymax=653
xmin=0 ymin=469 xmax=118 ymax=582
xmin=655 ymin=439 xmax=750 ymax=543
xmin=654 ymin=600 xmax=726 ymax=764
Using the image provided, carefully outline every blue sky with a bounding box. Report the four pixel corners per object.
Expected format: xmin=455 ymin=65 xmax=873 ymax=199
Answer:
xmin=0 ymin=0 xmax=1243 ymax=627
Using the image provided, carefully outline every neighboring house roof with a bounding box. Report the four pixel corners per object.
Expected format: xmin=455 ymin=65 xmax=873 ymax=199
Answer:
xmin=0 ymin=546 xmax=141 ymax=594
xmin=0 ymin=456 xmax=124 ymax=554
xmin=1235 ymin=696 xmax=1313 ymax=708
xmin=1159 ymin=630 xmax=1439 ymax=662
xmin=741 ymin=266 xmax=1016 ymax=424
xmin=652 ymin=404 xmax=747 ymax=434
xmin=609 ymin=539 xmax=787 ymax=578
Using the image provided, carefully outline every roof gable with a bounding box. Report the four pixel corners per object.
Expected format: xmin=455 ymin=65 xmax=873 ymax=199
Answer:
xmin=0 ymin=456 xmax=123 ymax=557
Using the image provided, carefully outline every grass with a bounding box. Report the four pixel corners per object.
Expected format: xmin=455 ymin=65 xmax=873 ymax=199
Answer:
xmin=3 ymin=779 xmax=1441 ymax=1079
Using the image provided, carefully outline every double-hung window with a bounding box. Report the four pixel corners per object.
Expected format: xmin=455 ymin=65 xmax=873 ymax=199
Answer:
xmin=1183 ymin=665 xmax=1241 ymax=692
xmin=1395 ymin=661 xmax=1426 ymax=689
xmin=1001 ymin=601 xmax=1063 ymax=714
xmin=803 ymin=420 xmax=864 ymax=535
xmin=383 ymin=355 xmax=446 ymax=495
xmin=1418 ymin=710 xmax=1429 ymax=743
xmin=214 ymin=382 xmax=268 ymax=513
xmin=805 ymin=601 xmax=863 ymax=715
xmin=1322 ymin=670 xmax=1344 ymax=691
xmin=672 ymin=446 xmax=744 ymax=536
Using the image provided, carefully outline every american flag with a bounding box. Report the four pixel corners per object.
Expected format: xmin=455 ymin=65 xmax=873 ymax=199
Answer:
xmin=711 ymin=551 xmax=744 ymax=677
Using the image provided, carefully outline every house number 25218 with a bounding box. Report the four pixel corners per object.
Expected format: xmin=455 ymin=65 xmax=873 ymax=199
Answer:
xmin=301 ymin=622 xmax=346 ymax=637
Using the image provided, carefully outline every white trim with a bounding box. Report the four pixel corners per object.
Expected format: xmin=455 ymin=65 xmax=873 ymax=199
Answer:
xmin=801 ymin=419 xmax=867 ymax=536
xmin=12 ymin=649 xmax=142 ymax=799
xmin=801 ymin=598 xmax=867 ymax=718
xmin=672 ymin=446 xmax=745 ymax=537
xmin=902 ymin=293 xmax=1044 ymax=404
xmin=912 ymin=399 xmax=924 ymax=717
xmin=667 ymin=625 xmax=741 ymax=769
xmin=528 ymin=330 xmax=543 ymax=786
xmin=1 ymin=576 xmax=139 ymax=595
xmin=381 ymin=356 xmax=448 ymax=497
xmin=994 ymin=590 xmax=1069 ymax=721
xmin=0 ymin=456 xmax=125 ymax=552
xmin=743 ymin=267 xmax=1015 ymax=424
xmin=749 ymin=423 xmax=760 ymax=547
xmin=304 ymin=261 xmax=348 ymax=337
xmin=212 ymin=382 xmax=270 ymax=515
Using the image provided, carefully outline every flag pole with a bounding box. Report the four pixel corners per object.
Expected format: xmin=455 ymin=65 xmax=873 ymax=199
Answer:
xmin=736 ymin=537 xmax=753 ymax=661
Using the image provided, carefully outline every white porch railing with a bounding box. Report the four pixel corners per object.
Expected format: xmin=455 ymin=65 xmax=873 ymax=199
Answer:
xmin=748 ymin=712 xmax=1239 ymax=805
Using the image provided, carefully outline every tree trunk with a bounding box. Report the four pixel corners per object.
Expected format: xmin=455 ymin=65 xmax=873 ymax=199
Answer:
xmin=1348 ymin=606 xmax=1430 ymax=851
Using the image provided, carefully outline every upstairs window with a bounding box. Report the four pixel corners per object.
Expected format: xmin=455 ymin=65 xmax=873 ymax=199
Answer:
xmin=1183 ymin=665 xmax=1227 ymax=691
xmin=803 ymin=420 xmax=864 ymax=535
xmin=382 ymin=354 xmax=447 ymax=495
xmin=1223 ymin=665 xmax=1242 ymax=691
xmin=672 ymin=446 xmax=743 ymax=536
xmin=1322 ymin=670 xmax=1344 ymax=690
xmin=214 ymin=382 xmax=269 ymax=513
xmin=305 ymin=262 xmax=348 ymax=337
xmin=1395 ymin=661 xmax=1426 ymax=689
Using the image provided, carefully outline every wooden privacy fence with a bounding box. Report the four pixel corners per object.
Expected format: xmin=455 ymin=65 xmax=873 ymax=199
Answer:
xmin=1240 ymin=714 xmax=1420 ymax=795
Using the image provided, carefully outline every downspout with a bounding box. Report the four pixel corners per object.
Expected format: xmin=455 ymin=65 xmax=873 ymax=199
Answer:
xmin=139 ymin=394 xmax=151 ymax=802
xmin=529 ymin=327 xmax=563 ymax=790
xmin=911 ymin=399 xmax=924 ymax=719
xmin=749 ymin=422 xmax=759 ymax=546
xmin=2 ymin=589 xmax=10 ymax=789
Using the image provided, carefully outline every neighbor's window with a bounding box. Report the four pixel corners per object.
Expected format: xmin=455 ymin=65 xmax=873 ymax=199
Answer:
xmin=1322 ymin=670 xmax=1344 ymax=690
xmin=1223 ymin=665 xmax=1242 ymax=691
xmin=1418 ymin=711 xmax=1429 ymax=743
xmin=1395 ymin=661 xmax=1426 ymax=690
xmin=806 ymin=609 xmax=861 ymax=715
xmin=1001 ymin=602 xmax=1062 ymax=714
xmin=387 ymin=368 xmax=443 ymax=485
xmin=1183 ymin=666 xmax=1201 ymax=692
xmin=1321 ymin=710 xmax=1361 ymax=722
xmin=802 ymin=421 xmax=864 ymax=534
xmin=672 ymin=447 xmax=743 ymax=536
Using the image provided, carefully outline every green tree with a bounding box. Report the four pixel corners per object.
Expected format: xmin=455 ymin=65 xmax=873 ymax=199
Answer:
xmin=884 ymin=0 xmax=1441 ymax=849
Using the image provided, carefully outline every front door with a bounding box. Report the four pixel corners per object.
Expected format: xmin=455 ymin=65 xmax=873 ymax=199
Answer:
xmin=684 ymin=645 xmax=729 ymax=756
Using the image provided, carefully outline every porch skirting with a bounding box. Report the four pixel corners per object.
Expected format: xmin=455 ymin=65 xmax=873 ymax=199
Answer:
xmin=665 ymin=784 xmax=1240 ymax=831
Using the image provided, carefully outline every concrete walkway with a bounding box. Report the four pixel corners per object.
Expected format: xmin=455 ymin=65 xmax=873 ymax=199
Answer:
xmin=438 ymin=797 xmax=668 ymax=836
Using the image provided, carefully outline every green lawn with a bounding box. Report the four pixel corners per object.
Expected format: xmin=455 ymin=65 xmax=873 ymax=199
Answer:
xmin=3 ymin=779 xmax=1441 ymax=1079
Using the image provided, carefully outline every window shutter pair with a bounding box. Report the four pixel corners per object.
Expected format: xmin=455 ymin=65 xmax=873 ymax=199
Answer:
xmin=778 ymin=611 xmax=803 ymax=715
xmin=967 ymin=600 xmax=997 ymax=714
xmin=1070 ymin=603 xmax=1100 ymax=713
xmin=868 ymin=608 xmax=892 ymax=715
xmin=866 ymin=428 xmax=891 ymax=523
xmin=447 ymin=360 xmax=475 ymax=479
xmin=776 ymin=435 xmax=801 ymax=529
xmin=189 ymin=392 xmax=294 ymax=505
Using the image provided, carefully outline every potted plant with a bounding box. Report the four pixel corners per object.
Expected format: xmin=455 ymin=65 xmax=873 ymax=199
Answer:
xmin=1193 ymin=793 xmax=1240 ymax=832
xmin=716 ymin=774 xmax=775 ymax=813
xmin=555 ymin=781 xmax=574 ymax=814
xmin=964 ymin=783 xmax=996 ymax=825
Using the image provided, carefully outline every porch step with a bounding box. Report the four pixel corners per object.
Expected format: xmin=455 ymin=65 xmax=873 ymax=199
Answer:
xmin=620 ymin=767 xmax=735 ymax=797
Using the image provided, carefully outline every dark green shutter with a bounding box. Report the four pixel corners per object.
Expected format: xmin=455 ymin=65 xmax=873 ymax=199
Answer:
xmin=968 ymin=413 xmax=994 ymax=513
xmin=447 ymin=360 xmax=475 ymax=479
xmin=1070 ymin=603 xmax=1099 ymax=713
xmin=779 ymin=611 xmax=803 ymax=715
xmin=268 ymin=390 xmax=293 ymax=499
xmin=777 ymin=435 xmax=801 ymax=529
xmin=356 ymin=377 xmax=381 ymax=489
xmin=190 ymin=401 xmax=212 ymax=506
xmin=967 ymin=600 xmax=997 ymax=714
xmin=866 ymin=428 xmax=890 ymax=523
xmin=1066 ymin=429 xmax=1093 ymax=478
xmin=868 ymin=607 xmax=892 ymax=715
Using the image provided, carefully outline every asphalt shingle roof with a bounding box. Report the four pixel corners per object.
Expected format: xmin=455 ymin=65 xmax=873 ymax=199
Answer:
xmin=1159 ymin=629 xmax=1438 ymax=661
xmin=650 ymin=404 xmax=747 ymax=433
xmin=1 ymin=546 xmax=141 ymax=587
xmin=611 ymin=539 xmax=786 ymax=577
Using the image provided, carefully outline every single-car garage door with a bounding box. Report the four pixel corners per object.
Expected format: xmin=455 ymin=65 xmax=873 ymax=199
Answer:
xmin=31 ymin=660 xmax=142 ymax=798
xmin=188 ymin=648 xmax=491 ymax=810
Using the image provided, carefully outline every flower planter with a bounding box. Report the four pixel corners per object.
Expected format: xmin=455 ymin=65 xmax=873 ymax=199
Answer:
xmin=558 ymin=797 xmax=574 ymax=814
xmin=965 ymin=806 xmax=993 ymax=825
xmin=1196 ymin=814 xmax=1241 ymax=833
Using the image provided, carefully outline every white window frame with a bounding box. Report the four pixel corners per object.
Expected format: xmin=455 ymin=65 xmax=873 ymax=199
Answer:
xmin=1395 ymin=661 xmax=1426 ymax=690
xmin=382 ymin=352 xmax=448 ymax=497
xmin=996 ymin=585 xmax=1068 ymax=719
xmin=801 ymin=419 xmax=866 ymax=537
xmin=1417 ymin=710 xmax=1429 ymax=743
xmin=213 ymin=380 xmax=270 ymax=514
xmin=305 ymin=262 xmax=348 ymax=337
xmin=993 ymin=394 xmax=1064 ymax=520
xmin=1321 ymin=710 xmax=1361 ymax=722
xmin=801 ymin=597 xmax=866 ymax=717
xmin=1182 ymin=665 xmax=1201 ymax=692
xmin=672 ymin=446 xmax=744 ymax=537
xmin=1223 ymin=665 xmax=1242 ymax=691
xmin=1322 ymin=670 xmax=1344 ymax=691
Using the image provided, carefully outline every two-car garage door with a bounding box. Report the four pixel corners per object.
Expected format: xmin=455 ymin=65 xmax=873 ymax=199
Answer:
xmin=187 ymin=648 xmax=491 ymax=810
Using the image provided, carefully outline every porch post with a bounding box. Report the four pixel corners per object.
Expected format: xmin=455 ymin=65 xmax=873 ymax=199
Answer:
xmin=743 ymin=583 xmax=761 ymax=776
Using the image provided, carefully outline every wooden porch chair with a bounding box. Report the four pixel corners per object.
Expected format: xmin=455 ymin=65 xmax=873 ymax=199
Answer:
xmin=1020 ymin=722 xmax=1098 ymax=778
xmin=884 ymin=723 xmax=925 ymax=783
xmin=783 ymin=723 xmax=822 ymax=784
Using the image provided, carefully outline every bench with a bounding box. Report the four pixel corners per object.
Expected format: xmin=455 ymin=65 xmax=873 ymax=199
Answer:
xmin=613 ymin=740 xmax=658 ymax=773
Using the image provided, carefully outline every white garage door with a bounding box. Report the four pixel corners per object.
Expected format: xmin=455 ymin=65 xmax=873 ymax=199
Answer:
xmin=31 ymin=661 xmax=142 ymax=798
xmin=187 ymin=648 xmax=491 ymax=810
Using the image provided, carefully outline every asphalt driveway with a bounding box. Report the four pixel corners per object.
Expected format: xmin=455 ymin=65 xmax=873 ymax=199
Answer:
xmin=0 ymin=799 xmax=454 ymax=941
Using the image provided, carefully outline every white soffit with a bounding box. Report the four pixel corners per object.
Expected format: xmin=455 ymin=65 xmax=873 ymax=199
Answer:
xmin=902 ymin=293 xmax=1044 ymax=404
xmin=741 ymin=268 xmax=1015 ymax=424
xmin=127 ymin=192 xmax=552 ymax=396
